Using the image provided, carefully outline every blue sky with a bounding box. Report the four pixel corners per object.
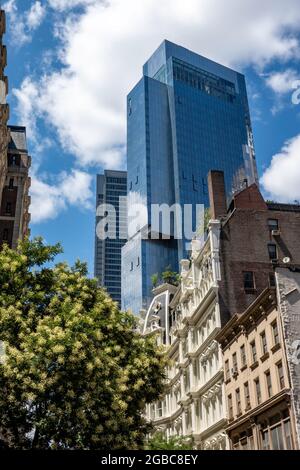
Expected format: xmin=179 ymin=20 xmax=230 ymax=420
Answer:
xmin=3 ymin=0 xmax=300 ymax=275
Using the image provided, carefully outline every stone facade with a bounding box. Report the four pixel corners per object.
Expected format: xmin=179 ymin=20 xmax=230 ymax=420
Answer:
xmin=144 ymin=220 xmax=228 ymax=450
xmin=217 ymin=288 xmax=298 ymax=449
xmin=0 ymin=126 xmax=31 ymax=248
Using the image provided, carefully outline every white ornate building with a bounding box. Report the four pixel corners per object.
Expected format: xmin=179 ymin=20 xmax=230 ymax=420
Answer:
xmin=144 ymin=220 xmax=229 ymax=449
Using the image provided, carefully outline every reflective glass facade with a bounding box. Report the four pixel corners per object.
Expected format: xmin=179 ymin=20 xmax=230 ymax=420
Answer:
xmin=94 ymin=170 xmax=127 ymax=305
xmin=122 ymin=40 xmax=258 ymax=314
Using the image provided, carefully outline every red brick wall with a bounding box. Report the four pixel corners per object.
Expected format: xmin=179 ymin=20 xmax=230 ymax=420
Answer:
xmin=218 ymin=189 xmax=300 ymax=323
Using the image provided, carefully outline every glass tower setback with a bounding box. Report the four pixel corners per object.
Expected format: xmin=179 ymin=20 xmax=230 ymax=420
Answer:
xmin=122 ymin=40 xmax=258 ymax=314
xmin=94 ymin=170 xmax=127 ymax=305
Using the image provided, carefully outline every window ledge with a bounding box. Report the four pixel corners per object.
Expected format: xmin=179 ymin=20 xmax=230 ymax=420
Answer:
xmin=260 ymin=352 xmax=270 ymax=363
xmin=250 ymin=361 xmax=259 ymax=371
xmin=271 ymin=343 xmax=281 ymax=353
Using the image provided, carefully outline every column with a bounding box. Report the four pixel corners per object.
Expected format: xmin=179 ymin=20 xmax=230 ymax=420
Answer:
xmin=189 ymin=360 xmax=194 ymax=391
xmin=191 ymin=400 xmax=196 ymax=434
xmin=182 ymin=409 xmax=187 ymax=435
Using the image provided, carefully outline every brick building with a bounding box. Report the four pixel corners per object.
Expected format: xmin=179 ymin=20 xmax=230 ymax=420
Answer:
xmin=0 ymin=9 xmax=9 ymax=208
xmin=212 ymin=173 xmax=300 ymax=323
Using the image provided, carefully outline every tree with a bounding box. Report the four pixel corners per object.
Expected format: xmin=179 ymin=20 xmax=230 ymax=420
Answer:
xmin=0 ymin=238 xmax=167 ymax=450
xmin=161 ymin=266 xmax=180 ymax=286
xmin=145 ymin=432 xmax=194 ymax=450
xmin=151 ymin=273 xmax=159 ymax=289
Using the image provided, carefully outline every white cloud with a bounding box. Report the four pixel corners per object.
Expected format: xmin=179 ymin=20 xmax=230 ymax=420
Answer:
xmin=260 ymin=134 xmax=300 ymax=203
xmin=266 ymin=69 xmax=300 ymax=94
xmin=30 ymin=169 xmax=93 ymax=223
xmin=27 ymin=2 xmax=46 ymax=30
xmin=3 ymin=0 xmax=46 ymax=46
xmin=13 ymin=77 xmax=40 ymax=142
xmin=2 ymin=0 xmax=30 ymax=46
xmin=12 ymin=0 xmax=300 ymax=170
xmin=47 ymin=0 xmax=95 ymax=10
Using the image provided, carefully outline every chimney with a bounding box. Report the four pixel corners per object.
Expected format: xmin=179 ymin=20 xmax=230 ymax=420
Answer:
xmin=208 ymin=170 xmax=227 ymax=220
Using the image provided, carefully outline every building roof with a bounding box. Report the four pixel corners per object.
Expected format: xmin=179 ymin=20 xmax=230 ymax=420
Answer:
xmin=8 ymin=125 xmax=27 ymax=152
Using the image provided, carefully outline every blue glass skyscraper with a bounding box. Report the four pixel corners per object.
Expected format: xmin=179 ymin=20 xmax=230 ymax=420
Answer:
xmin=94 ymin=170 xmax=127 ymax=305
xmin=122 ymin=40 xmax=258 ymax=314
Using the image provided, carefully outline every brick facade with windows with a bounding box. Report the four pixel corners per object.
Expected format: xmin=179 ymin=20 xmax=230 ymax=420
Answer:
xmin=216 ymin=178 xmax=300 ymax=325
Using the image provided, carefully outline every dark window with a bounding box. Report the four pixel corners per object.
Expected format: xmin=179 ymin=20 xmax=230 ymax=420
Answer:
xmin=268 ymin=219 xmax=279 ymax=231
xmin=260 ymin=331 xmax=268 ymax=355
xmin=240 ymin=344 xmax=246 ymax=367
xmin=225 ymin=360 xmax=230 ymax=381
xmin=244 ymin=382 xmax=250 ymax=408
xmin=272 ymin=320 xmax=280 ymax=345
xmin=243 ymin=271 xmax=255 ymax=290
xmin=251 ymin=340 xmax=257 ymax=363
xmin=130 ymin=262 xmax=133 ymax=272
xmin=3 ymin=228 xmax=9 ymax=241
xmin=232 ymin=352 xmax=238 ymax=370
xmin=11 ymin=155 xmax=18 ymax=165
xmin=236 ymin=388 xmax=241 ymax=415
xmin=265 ymin=370 xmax=272 ymax=397
xmin=277 ymin=362 xmax=285 ymax=389
xmin=5 ymin=202 xmax=12 ymax=215
xmin=268 ymin=244 xmax=278 ymax=260
xmin=8 ymin=178 xmax=14 ymax=189
xmin=228 ymin=394 xmax=233 ymax=419
xmin=136 ymin=256 xmax=140 ymax=267
xmin=255 ymin=378 xmax=261 ymax=404
xmin=269 ymin=272 xmax=276 ymax=288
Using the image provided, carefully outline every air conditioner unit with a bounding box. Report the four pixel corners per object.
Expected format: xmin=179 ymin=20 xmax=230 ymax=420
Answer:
xmin=231 ymin=366 xmax=238 ymax=377
xmin=272 ymin=229 xmax=281 ymax=237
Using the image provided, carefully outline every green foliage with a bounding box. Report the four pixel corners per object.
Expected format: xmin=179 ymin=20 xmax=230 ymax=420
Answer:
xmin=161 ymin=266 xmax=180 ymax=286
xmin=0 ymin=238 xmax=167 ymax=450
xmin=151 ymin=273 xmax=159 ymax=288
xmin=145 ymin=432 xmax=194 ymax=450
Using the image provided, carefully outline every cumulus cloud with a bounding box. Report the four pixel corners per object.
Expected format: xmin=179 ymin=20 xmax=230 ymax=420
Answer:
xmin=27 ymin=2 xmax=46 ymax=30
xmin=30 ymin=170 xmax=93 ymax=223
xmin=260 ymin=134 xmax=300 ymax=203
xmin=47 ymin=0 xmax=95 ymax=10
xmin=265 ymin=69 xmax=300 ymax=94
xmin=3 ymin=0 xmax=46 ymax=46
xmin=12 ymin=0 xmax=300 ymax=170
